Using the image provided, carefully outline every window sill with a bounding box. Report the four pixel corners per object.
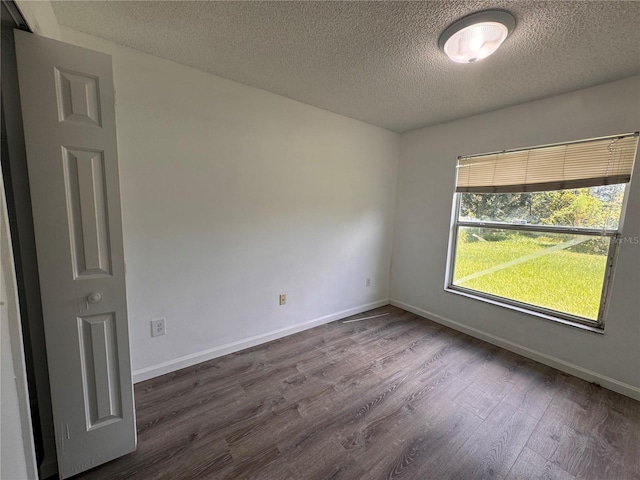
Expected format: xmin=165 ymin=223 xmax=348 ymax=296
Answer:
xmin=445 ymin=286 xmax=605 ymax=334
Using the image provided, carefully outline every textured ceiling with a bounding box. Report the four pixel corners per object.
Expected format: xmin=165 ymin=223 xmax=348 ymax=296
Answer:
xmin=51 ymin=1 xmax=640 ymax=133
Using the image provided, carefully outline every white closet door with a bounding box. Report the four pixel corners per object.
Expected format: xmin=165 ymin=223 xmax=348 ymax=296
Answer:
xmin=15 ymin=29 xmax=136 ymax=479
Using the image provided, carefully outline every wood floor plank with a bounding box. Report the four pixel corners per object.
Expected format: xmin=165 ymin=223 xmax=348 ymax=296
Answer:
xmin=505 ymin=447 xmax=576 ymax=480
xmin=75 ymin=306 xmax=640 ymax=480
xmin=224 ymin=444 xmax=281 ymax=479
xmin=359 ymin=395 xmax=482 ymax=480
xmin=526 ymin=394 xmax=582 ymax=461
xmin=285 ymin=435 xmax=349 ymax=479
xmin=136 ymin=381 xmax=247 ymax=436
xmin=439 ymin=400 xmax=539 ymax=479
xmin=548 ymin=383 xmax=640 ymax=480
xmin=225 ymin=403 xmax=303 ymax=459
xmin=301 ymin=455 xmax=367 ymax=480
xmin=503 ymin=361 xmax=561 ymax=420
xmin=454 ymin=380 xmax=506 ymax=419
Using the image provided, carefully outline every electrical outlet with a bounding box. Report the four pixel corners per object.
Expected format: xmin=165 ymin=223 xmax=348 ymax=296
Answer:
xmin=279 ymin=294 xmax=286 ymax=306
xmin=366 ymin=278 xmax=371 ymax=287
xmin=151 ymin=318 xmax=166 ymax=337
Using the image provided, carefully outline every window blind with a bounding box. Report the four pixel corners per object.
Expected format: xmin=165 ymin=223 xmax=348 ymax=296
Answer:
xmin=456 ymin=133 xmax=639 ymax=193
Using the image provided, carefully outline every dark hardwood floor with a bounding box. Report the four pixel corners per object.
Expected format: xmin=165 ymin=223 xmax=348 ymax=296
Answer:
xmin=75 ymin=306 xmax=640 ymax=480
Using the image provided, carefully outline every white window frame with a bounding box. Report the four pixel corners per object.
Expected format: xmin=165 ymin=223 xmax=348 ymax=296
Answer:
xmin=445 ymin=138 xmax=636 ymax=332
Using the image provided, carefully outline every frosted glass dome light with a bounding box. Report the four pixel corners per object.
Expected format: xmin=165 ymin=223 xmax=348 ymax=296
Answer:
xmin=439 ymin=11 xmax=516 ymax=64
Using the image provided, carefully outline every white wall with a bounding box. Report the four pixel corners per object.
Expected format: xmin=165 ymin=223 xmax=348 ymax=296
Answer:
xmin=60 ymin=28 xmax=399 ymax=380
xmin=391 ymin=76 xmax=640 ymax=397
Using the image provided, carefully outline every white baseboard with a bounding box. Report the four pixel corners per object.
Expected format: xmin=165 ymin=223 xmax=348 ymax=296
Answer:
xmin=390 ymin=299 xmax=640 ymax=401
xmin=132 ymin=299 xmax=390 ymax=383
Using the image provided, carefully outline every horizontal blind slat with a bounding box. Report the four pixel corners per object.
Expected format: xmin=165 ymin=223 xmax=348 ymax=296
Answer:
xmin=456 ymin=135 xmax=638 ymax=193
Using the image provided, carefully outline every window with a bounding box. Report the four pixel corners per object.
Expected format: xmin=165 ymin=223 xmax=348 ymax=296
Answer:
xmin=446 ymin=133 xmax=638 ymax=329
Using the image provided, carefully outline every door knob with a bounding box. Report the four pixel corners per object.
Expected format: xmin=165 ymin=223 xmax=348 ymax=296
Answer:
xmin=87 ymin=292 xmax=102 ymax=304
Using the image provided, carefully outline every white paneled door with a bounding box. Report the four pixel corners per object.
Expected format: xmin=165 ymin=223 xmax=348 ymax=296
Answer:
xmin=14 ymin=30 xmax=136 ymax=478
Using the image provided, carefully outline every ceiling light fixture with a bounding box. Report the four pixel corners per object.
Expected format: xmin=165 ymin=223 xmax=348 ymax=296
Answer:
xmin=439 ymin=10 xmax=515 ymax=64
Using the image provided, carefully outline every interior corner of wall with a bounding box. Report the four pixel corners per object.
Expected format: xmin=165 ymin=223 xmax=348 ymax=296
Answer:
xmin=15 ymin=0 xmax=61 ymax=41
